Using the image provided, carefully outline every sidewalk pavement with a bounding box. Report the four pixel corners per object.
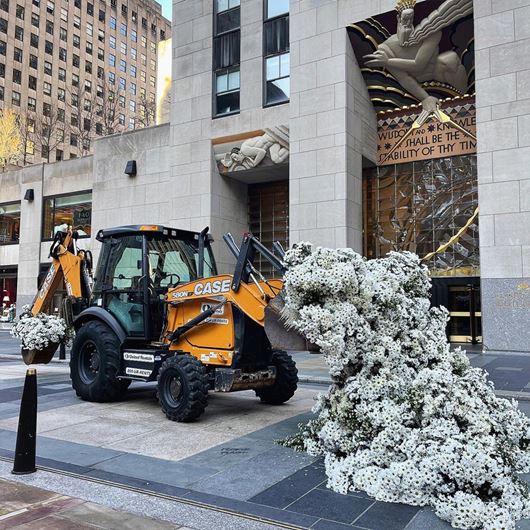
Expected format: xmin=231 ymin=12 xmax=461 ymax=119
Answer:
xmin=0 ymin=478 xmax=191 ymax=529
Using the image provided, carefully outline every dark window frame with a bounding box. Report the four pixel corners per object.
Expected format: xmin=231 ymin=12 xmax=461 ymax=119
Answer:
xmin=213 ymin=66 xmax=240 ymax=118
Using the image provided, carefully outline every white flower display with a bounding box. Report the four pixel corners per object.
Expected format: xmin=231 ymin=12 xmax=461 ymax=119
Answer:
xmin=280 ymin=244 xmax=530 ymax=530
xmin=11 ymin=305 xmax=72 ymax=351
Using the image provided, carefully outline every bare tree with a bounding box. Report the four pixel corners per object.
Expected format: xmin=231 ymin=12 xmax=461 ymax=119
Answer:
xmin=136 ymin=92 xmax=157 ymax=128
xmin=96 ymin=80 xmax=126 ymax=136
xmin=34 ymin=102 xmax=65 ymax=163
xmin=16 ymin=109 xmax=35 ymax=166
xmin=67 ymin=84 xmax=99 ymax=157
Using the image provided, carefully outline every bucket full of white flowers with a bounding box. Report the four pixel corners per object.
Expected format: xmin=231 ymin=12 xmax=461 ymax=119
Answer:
xmin=11 ymin=306 xmax=73 ymax=365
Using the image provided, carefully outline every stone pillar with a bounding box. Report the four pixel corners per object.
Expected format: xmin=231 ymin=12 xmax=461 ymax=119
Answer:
xmin=289 ymin=0 xmax=377 ymax=250
xmin=475 ymin=0 xmax=530 ymax=353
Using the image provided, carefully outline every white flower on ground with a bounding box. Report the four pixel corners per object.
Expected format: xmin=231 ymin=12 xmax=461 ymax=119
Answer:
xmin=281 ymin=245 xmax=530 ymax=530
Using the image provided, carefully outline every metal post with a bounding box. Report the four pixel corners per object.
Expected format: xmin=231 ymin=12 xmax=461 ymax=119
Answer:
xmin=12 ymin=368 xmax=37 ymax=475
xmin=59 ymin=342 xmax=66 ymax=360
xmin=469 ymin=284 xmax=478 ymax=345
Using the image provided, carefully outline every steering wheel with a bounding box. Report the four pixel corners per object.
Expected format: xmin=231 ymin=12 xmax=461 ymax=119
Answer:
xmin=165 ymin=272 xmax=181 ymax=288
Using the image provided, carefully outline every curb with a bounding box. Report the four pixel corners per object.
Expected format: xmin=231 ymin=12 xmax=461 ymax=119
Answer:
xmin=298 ymin=375 xmax=530 ymax=401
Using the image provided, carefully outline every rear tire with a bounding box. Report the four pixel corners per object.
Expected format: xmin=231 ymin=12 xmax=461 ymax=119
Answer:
xmin=70 ymin=321 xmax=130 ymax=402
xmin=157 ymin=354 xmax=208 ymax=422
xmin=256 ymin=350 xmax=298 ymax=405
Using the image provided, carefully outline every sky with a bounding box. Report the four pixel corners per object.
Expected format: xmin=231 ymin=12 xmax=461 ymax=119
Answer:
xmin=159 ymin=0 xmax=172 ymax=20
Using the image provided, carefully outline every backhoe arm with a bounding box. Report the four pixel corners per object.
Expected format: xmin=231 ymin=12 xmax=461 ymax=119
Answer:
xmin=31 ymin=229 xmax=91 ymax=316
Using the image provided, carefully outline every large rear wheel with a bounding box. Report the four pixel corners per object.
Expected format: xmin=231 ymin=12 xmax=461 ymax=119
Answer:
xmin=256 ymin=350 xmax=298 ymax=405
xmin=70 ymin=321 xmax=130 ymax=402
xmin=157 ymin=354 xmax=209 ymax=422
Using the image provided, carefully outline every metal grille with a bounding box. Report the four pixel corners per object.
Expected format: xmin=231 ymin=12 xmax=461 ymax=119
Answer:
xmin=363 ymin=155 xmax=479 ymax=277
xmin=248 ymin=181 xmax=289 ymax=278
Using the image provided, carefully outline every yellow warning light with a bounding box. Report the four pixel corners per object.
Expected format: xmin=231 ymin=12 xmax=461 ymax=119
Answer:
xmin=139 ymin=225 xmax=160 ymax=231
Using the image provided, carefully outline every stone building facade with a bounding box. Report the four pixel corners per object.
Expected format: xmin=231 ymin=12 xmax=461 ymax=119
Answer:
xmin=0 ymin=0 xmax=170 ymax=164
xmin=1 ymin=0 xmax=529 ymax=355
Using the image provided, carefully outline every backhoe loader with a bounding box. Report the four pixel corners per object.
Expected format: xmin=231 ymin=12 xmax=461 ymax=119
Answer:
xmin=24 ymin=224 xmax=299 ymax=421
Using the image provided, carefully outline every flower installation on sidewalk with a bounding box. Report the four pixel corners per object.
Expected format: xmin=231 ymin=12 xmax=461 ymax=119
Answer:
xmin=280 ymin=244 xmax=530 ymax=530
xmin=11 ymin=305 xmax=72 ymax=351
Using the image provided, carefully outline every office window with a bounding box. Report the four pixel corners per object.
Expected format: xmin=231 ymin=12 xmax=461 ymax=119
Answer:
xmin=56 ymin=129 xmax=64 ymax=142
xmin=44 ymin=60 xmax=52 ymax=75
xmin=149 ymin=74 xmax=155 ymax=88
xmin=108 ymin=71 xmax=115 ymax=84
xmin=45 ymin=20 xmax=53 ymax=35
xmin=28 ymin=75 xmax=37 ymax=90
xmin=119 ymin=95 xmax=125 ymax=107
xmin=12 ymin=69 xmax=21 ymax=84
xmin=0 ymin=203 xmax=21 ymax=244
xmin=120 ymin=41 xmax=126 ymax=54
xmin=74 ymin=0 xmax=80 ymax=7
xmin=265 ymin=52 xmax=289 ymax=105
xmin=130 ymin=65 xmax=136 ymax=78
xmin=30 ymin=33 xmax=39 ymax=47
xmin=60 ymin=7 xmax=67 ymax=21
xmin=87 ymin=22 xmax=93 ymax=37
xmin=60 ymin=27 xmax=67 ymax=40
xmin=28 ymin=97 xmax=36 ymax=111
xmin=96 ymin=85 xmax=103 ymax=97
xmin=12 ymin=91 xmax=21 ymax=106
xmin=141 ymin=16 xmax=147 ymax=29
xmin=14 ymin=47 xmax=22 ymax=62
xmin=46 ymin=0 xmax=54 ymax=14
xmin=58 ymin=67 xmax=66 ymax=81
xmin=118 ymin=113 xmax=125 ymax=125
xmin=45 ymin=40 xmax=53 ymax=54
xmin=98 ymin=8 xmax=105 ymax=21
xmin=59 ymin=47 xmax=67 ymax=61
xmin=74 ymin=15 xmax=80 ymax=28
xmin=119 ymin=77 xmax=125 ymax=90
xmin=42 ymin=192 xmax=92 ymax=240
xmin=26 ymin=140 xmax=34 ymax=155
xmin=97 ymin=65 xmax=104 ymax=78
xmin=150 ymin=58 xmax=156 ymax=71
xmin=131 ymin=29 xmax=137 ymax=42
xmin=128 ymin=117 xmax=135 ymax=129
xmin=98 ymin=47 xmax=104 ymax=60
xmin=140 ymin=70 xmax=146 ymax=82
xmin=16 ymin=4 xmax=24 ymax=18
xmin=43 ymin=81 xmax=51 ymax=95
xmin=70 ymin=133 xmax=78 ymax=147
xmin=98 ymin=28 xmax=104 ymax=42
xmin=15 ymin=26 xmax=24 ymax=40
xmin=56 ymin=149 xmax=63 ymax=161
xmin=58 ymin=87 xmax=65 ymax=101
xmin=84 ymin=79 xmax=91 ymax=92
xmin=141 ymin=35 xmax=146 ymax=48
xmin=0 ymin=63 xmax=4 ymax=78
xmin=130 ymin=82 xmax=136 ymax=95
xmin=110 ymin=35 xmax=116 ymax=48
xmin=72 ymin=73 xmax=79 ymax=86
xmin=121 ymin=3 xmax=126 ymax=16
xmin=83 ymin=99 xmax=91 ymax=111
xmin=129 ymin=100 xmax=135 ymax=112
xmin=119 ymin=58 xmax=126 ymax=72
xmin=214 ymin=68 xmax=239 ymax=116
xmin=32 ymin=13 xmax=40 ymax=27
xmin=140 ymin=53 xmax=146 ymax=65
xmin=73 ymin=54 xmax=80 ymax=67
xmin=0 ymin=0 xmax=7 ymax=12
xmin=150 ymin=41 xmax=156 ymax=54
xmin=110 ymin=16 xmax=116 ymax=30
xmin=87 ymin=2 xmax=92 ymax=15
xmin=57 ymin=107 xmax=65 ymax=121
xmin=86 ymin=41 xmax=93 ymax=54
xmin=120 ymin=22 xmax=126 ymax=36
xmin=73 ymin=34 xmax=80 ymax=47
xmin=131 ymin=10 xmax=137 ymax=22
xmin=1 ymin=85 xmax=6 ymax=100
xmin=29 ymin=54 xmax=38 ymax=68
xmin=0 ymin=40 xmax=5 ymax=55
xmin=266 ymin=0 xmax=288 ymax=18
xmin=85 ymin=60 xmax=92 ymax=73
xmin=109 ymin=53 xmax=115 ymax=66
xmin=160 ymin=29 xmax=165 ymax=40
xmin=151 ymin=23 xmax=156 ymax=36
xmin=215 ymin=0 xmax=240 ymax=34
xmin=131 ymin=47 xmax=137 ymax=60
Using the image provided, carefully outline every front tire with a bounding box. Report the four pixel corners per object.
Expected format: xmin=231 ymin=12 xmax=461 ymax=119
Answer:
xmin=70 ymin=321 xmax=130 ymax=402
xmin=157 ymin=354 xmax=209 ymax=422
xmin=256 ymin=350 xmax=298 ymax=405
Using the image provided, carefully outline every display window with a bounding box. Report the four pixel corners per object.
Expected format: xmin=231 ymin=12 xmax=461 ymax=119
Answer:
xmin=0 ymin=202 xmax=21 ymax=244
xmin=42 ymin=191 xmax=92 ymax=240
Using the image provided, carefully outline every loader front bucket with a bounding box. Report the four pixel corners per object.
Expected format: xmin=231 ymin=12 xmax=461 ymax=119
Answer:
xmin=21 ymin=342 xmax=59 ymax=365
xmin=264 ymin=293 xmax=317 ymax=352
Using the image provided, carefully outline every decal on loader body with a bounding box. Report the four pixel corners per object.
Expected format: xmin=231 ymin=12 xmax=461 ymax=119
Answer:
xmin=193 ymin=279 xmax=231 ymax=296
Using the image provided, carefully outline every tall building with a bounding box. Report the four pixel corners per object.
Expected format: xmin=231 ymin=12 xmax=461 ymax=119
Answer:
xmin=2 ymin=0 xmax=530 ymax=357
xmin=0 ymin=0 xmax=170 ymax=164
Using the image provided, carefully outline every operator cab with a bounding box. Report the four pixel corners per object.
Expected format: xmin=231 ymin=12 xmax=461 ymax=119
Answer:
xmin=91 ymin=225 xmax=217 ymax=341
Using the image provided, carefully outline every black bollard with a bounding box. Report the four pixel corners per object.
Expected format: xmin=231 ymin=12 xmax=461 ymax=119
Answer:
xmin=12 ymin=368 xmax=37 ymax=475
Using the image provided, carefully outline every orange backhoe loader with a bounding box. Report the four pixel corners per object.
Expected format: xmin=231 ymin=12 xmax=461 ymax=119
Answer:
xmin=25 ymin=225 xmax=300 ymax=421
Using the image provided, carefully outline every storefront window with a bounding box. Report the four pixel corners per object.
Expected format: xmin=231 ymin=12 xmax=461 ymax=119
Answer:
xmin=0 ymin=202 xmax=21 ymax=244
xmin=42 ymin=191 xmax=92 ymax=240
xmin=0 ymin=266 xmax=17 ymax=321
